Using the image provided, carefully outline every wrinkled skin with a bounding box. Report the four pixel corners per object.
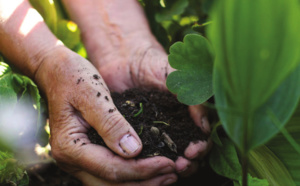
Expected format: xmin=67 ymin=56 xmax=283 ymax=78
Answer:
xmin=0 ymin=0 xmax=212 ymax=185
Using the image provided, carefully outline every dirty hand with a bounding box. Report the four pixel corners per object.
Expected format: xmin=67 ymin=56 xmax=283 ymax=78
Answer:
xmin=34 ymin=47 xmax=177 ymax=185
xmin=62 ymin=0 xmax=211 ymax=178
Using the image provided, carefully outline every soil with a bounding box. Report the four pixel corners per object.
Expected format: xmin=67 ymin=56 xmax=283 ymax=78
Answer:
xmin=27 ymin=89 xmax=232 ymax=185
xmin=87 ymin=88 xmax=208 ymax=161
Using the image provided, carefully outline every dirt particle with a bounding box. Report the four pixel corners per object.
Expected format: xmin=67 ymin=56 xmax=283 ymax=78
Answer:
xmin=109 ymin=107 xmax=117 ymax=113
xmin=77 ymin=139 xmax=80 ymax=141
xmin=82 ymin=143 xmax=86 ymax=146
xmin=93 ymin=74 xmax=100 ymax=80
xmin=97 ymin=92 xmax=101 ymax=97
xmin=74 ymin=140 xmax=76 ymax=144
xmin=105 ymin=96 xmax=109 ymax=101
xmin=77 ymin=77 xmax=83 ymax=84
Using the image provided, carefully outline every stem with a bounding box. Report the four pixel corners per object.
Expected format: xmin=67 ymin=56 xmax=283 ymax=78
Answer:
xmin=242 ymin=154 xmax=248 ymax=186
xmin=153 ymin=121 xmax=170 ymax=126
xmin=133 ymin=103 xmax=143 ymax=117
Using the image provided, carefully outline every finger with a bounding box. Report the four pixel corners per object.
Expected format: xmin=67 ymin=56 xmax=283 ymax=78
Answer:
xmin=50 ymin=113 xmax=176 ymax=182
xmin=189 ymin=105 xmax=211 ymax=134
xmin=70 ymin=69 xmax=142 ymax=158
xmin=184 ymin=140 xmax=209 ymax=160
xmin=75 ymin=171 xmax=177 ymax=186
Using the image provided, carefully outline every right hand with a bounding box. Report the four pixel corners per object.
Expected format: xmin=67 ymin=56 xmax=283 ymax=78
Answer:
xmin=34 ymin=46 xmax=177 ymax=185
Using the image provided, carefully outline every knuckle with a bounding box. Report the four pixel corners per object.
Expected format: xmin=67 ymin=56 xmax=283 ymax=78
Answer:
xmin=100 ymin=114 xmax=127 ymax=138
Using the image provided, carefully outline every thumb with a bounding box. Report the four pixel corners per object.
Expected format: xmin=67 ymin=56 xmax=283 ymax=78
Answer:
xmin=73 ymin=79 xmax=142 ymax=158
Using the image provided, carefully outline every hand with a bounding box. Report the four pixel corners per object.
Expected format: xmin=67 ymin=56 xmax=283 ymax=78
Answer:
xmin=62 ymin=0 xmax=212 ymax=178
xmin=34 ymin=46 xmax=177 ymax=185
xmin=93 ymin=43 xmax=212 ymax=177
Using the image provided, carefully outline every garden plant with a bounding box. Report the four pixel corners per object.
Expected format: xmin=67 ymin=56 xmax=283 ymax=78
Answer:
xmin=1 ymin=0 xmax=300 ymax=185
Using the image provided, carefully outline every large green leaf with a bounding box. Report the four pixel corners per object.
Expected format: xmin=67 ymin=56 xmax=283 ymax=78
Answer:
xmin=167 ymin=34 xmax=214 ymax=105
xmin=266 ymin=102 xmax=300 ymax=185
xmin=209 ymin=0 xmax=300 ymax=153
xmin=248 ymin=146 xmax=295 ymax=186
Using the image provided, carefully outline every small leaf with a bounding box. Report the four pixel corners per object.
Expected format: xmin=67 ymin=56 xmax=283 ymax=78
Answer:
xmin=209 ymin=138 xmax=242 ymax=181
xmin=56 ymin=20 xmax=81 ymax=50
xmin=167 ymin=34 xmax=214 ymax=105
xmin=155 ymin=0 xmax=189 ymax=22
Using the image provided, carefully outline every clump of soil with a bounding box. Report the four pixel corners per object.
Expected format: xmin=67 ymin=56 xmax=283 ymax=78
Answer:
xmin=87 ymin=88 xmax=208 ymax=161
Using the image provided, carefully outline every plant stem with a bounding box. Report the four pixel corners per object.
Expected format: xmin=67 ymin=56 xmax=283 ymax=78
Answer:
xmin=133 ymin=103 xmax=143 ymax=117
xmin=153 ymin=121 xmax=170 ymax=126
xmin=242 ymin=154 xmax=248 ymax=186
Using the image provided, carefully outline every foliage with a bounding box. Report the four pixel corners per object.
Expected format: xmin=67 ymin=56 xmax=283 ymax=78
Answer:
xmin=166 ymin=0 xmax=300 ymax=185
xmin=167 ymin=34 xmax=214 ymax=105
xmin=208 ymin=0 xmax=300 ymax=154
xmin=0 ymin=151 xmax=29 ymax=185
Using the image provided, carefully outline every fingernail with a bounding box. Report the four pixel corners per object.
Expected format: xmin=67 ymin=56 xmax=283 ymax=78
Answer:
xmin=120 ymin=134 xmax=140 ymax=154
xmin=201 ymin=116 xmax=210 ymax=133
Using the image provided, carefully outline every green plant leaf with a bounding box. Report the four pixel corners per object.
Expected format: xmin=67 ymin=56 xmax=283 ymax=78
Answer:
xmin=167 ymin=34 xmax=214 ymax=105
xmin=56 ymin=20 xmax=81 ymax=50
xmin=209 ymin=0 xmax=300 ymax=154
xmin=265 ymin=102 xmax=300 ymax=185
xmin=209 ymin=138 xmax=242 ymax=181
xmin=248 ymin=145 xmax=295 ymax=186
xmin=0 ymin=64 xmax=48 ymax=147
xmin=155 ymin=0 xmax=189 ymax=22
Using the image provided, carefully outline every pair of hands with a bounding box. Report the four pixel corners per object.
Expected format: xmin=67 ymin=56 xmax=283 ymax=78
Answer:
xmin=32 ymin=0 xmax=211 ymax=185
xmin=34 ymin=46 xmax=210 ymax=186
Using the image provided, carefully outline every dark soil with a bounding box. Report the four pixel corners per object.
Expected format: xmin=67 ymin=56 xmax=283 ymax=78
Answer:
xmin=87 ymin=88 xmax=208 ymax=161
xmin=27 ymin=89 xmax=232 ymax=185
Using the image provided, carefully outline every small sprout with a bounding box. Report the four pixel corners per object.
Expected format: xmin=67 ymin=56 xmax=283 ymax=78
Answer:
xmin=153 ymin=121 xmax=170 ymax=126
xmin=138 ymin=125 xmax=144 ymax=135
xmin=162 ymin=132 xmax=177 ymax=153
xmin=150 ymin=126 xmax=160 ymax=136
xmin=133 ymin=103 xmax=143 ymax=117
xmin=105 ymin=96 xmax=109 ymax=101
xmin=74 ymin=140 xmax=76 ymax=144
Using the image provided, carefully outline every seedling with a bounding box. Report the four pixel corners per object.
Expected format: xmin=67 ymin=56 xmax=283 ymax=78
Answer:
xmin=153 ymin=121 xmax=170 ymax=126
xmin=133 ymin=102 xmax=143 ymax=117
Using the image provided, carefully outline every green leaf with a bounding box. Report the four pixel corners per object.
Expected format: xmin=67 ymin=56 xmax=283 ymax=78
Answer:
xmin=209 ymin=138 xmax=242 ymax=181
xmin=247 ymin=175 xmax=269 ymax=186
xmin=56 ymin=20 xmax=81 ymax=50
xmin=266 ymin=102 xmax=300 ymax=185
xmin=167 ymin=34 xmax=214 ymax=105
xmin=0 ymin=151 xmax=28 ymax=185
xmin=248 ymin=145 xmax=295 ymax=186
xmin=209 ymin=0 xmax=300 ymax=154
xmin=0 ymin=65 xmax=48 ymax=147
xmin=155 ymin=0 xmax=189 ymax=22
